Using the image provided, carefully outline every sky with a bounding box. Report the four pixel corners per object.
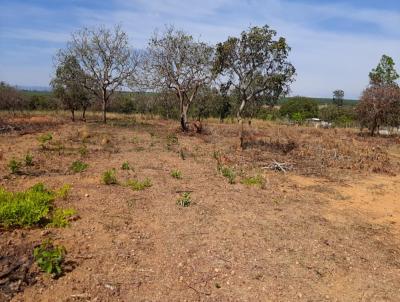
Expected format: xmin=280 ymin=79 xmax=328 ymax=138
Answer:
xmin=0 ymin=0 xmax=399 ymax=98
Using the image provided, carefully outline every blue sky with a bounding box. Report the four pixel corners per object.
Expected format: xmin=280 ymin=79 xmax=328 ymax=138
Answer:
xmin=0 ymin=0 xmax=399 ymax=98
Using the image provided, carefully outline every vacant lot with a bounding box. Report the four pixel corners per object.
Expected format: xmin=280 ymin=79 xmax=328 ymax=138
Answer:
xmin=1 ymin=113 xmax=400 ymax=301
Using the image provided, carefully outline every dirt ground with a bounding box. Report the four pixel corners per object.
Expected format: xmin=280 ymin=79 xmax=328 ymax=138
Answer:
xmin=1 ymin=113 xmax=400 ymax=302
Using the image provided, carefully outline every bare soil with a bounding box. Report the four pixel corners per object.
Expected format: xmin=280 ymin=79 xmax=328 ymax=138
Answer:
xmin=1 ymin=113 xmax=400 ymax=301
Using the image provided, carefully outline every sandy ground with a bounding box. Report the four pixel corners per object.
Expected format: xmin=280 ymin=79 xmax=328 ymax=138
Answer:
xmin=1 ymin=114 xmax=400 ymax=302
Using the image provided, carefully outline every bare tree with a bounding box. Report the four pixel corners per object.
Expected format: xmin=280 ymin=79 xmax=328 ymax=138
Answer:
xmin=0 ymin=82 xmax=26 ymax=114
xmin=56 ymin=25 xmax=139 ymax=123
xmin=143 ymin=26 xmax=214 ymax=131
xmin=214 ymin=25 xmax=296 ymax=147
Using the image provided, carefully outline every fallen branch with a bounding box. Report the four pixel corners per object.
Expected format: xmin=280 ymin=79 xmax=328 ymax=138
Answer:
xmin=263 ymin=160 xmax=293 ymax=173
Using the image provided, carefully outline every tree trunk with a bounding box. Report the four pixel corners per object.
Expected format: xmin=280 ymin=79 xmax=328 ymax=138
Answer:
xmin=71 ymin=109 xmax=75 ymax=122
xmin=102 ymin=88 xmax=107 ymax=124
xmin=180 ymin=104 xmax=189 ymax=131
xmin=237 ymin=99 xmax=246 ymax=149
xmin=82 ymin=107 xmax=86 ymax=122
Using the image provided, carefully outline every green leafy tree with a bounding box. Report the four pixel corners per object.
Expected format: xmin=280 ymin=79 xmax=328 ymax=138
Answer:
xmin=214 ymin=25 xmax=295 ymax=147
xmin=369 ymin=55 xmax=399 ymax=87
xmin=333 ymin=89 xmax=344 ymax=107
xmin=51 ymin=55 xmax=91 ymax=121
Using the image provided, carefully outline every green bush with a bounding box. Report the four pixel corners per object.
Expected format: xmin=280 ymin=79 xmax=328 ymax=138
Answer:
xmin=176 ymin=192 xmax=191 ymax=207
xmin=102 ymin=169 xmax=118 ymax=185
xmin=56 ymin=184 xmax=71 ymax=200
xmin=37 ymin=133 xmax=53 ymax=149
xmin=0 ymin=184 xmax=54 ymax=228
xmin=48 ymin=208 xmax=76 ymax=228
xmin=126 ymin=178 xmax=152 ymax=191
xmin=70 ymin=160 xmax=88 ymax=173
xmin=171 ymin=170 xmax=182 ymax=179
xmin=25 ymin=153 xmax=34 ymax=166
xmin=7 ymin=159 xmax=22 ymax=174
xmin=34 ymin=240 xmax=66 ymax=278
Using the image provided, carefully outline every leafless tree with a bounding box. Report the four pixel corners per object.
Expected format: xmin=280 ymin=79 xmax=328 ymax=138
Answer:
xmin=142 ymin=26 xmax=214 ymax=131
xmin=0 ymin=82 xmax=26 ymax=114
xmin=56 ymin=25 xmax=139 ymax=123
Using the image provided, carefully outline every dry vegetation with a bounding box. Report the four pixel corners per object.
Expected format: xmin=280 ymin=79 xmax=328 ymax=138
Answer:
xmin=1 ymin=112 xmax=400 ymax=301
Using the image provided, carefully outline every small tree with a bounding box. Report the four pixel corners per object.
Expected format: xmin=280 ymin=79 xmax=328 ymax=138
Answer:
xmin=357 ymin=85 xmax=400 ymax=136
xmin=143 ymin=26 xmax=214 ymax=131
xmin=57 ymin=25 xmax=139 ymax=123
xmin=369 ymin=55 xmax=399 ymax=87
xmin=214 ymin=25 xmax=295 ymax=147
xmin=333 ymin=89 xmax=344 ymax=107
xmin=51 ymin=55 xmax=90 ymax=121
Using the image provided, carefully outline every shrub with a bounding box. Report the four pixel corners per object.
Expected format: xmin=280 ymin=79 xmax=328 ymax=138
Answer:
xmin=70 ymin=160 xmax=88 ymax=173
xmin=7 ymin=159 xmax=22 ymax=174
xmin=121 ymin=161 xmax=130 ymax=170
xmin=102 ymin=169 xmax=118 ymax=185
xmin=0 ymin=183 xmax=54 ymax=228
xmin=241 ymin=175 xmax=265 ymax=187
xmin=219 ymin=166 xmax=236 ymax=184
xmin=48 ymin=208 xmax=77 ymax=228
xmin=56 ymin=184 xmax=71 ymax=200
xmin=171 ymin=170 xmax=182 ymax=179
xmin=176 ymin=192 xmax=191 ymax=207
xmin=25 ymin=153 xmax=34 ymax=166
xmin=126 ymin=178 xmax=152 ymax=191
xmin=37 ymin=133 xmax=53 ymax=149
xmin=34 ymin=240 xmax=66 ymax=278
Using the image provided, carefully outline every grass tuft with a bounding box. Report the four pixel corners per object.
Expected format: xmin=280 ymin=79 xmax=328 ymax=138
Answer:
xmin=171 ymin=169 xmax=182 ymax=179
xmin=126 ymin=178 xmax=152 ymax=191
xmin=102 ymin=169 xmax=118 ymax=185
xmin=70 ymin=160 xmax=88 ymax=173
xmin=176 ymin=192 xmax=191 ymax=207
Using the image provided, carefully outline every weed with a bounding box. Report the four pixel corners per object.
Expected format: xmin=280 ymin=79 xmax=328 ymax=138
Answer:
xmin=241 ymin=175 xmax=265 ymax=187
xmin=176 ymin=192 xmax=191 ymax=207
xmin=25 ymin=153 xmax=34 ymax=166
xmin=131 ymin=136 xmax=140 ymax=144
xmin=171 ymin=169 xmax=182 ymax=179
xmin=37 ymin=133 xmax=53 ymax=149
xmin=102 ymin=169 xmax=118 ymax=185
xmin=220 ymin=166 xmax=236 ymax=184
xmin=34 ymin=239 xmax=66 ymax=278
xmin=56 ymin=184 xmax=71 ymax=200
xmin=126 ymin=178 xmax=152 ymax=191
xmin=79 ymin=145 xmax=88 ymax=157
xmin=70 ymin=160 xmax=88 ymax=173
xmin=7 ymin=159 xmax=22 ymax=174
xmin=48 ymin=208 xmax=77 ymax=228
xmin=213 ymin=150 xmax=221 ymax=160
xmin=0 ymin=183 xmax=54 ymax=228
xmin=121 ymin=161 xmax=130 ymax=170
